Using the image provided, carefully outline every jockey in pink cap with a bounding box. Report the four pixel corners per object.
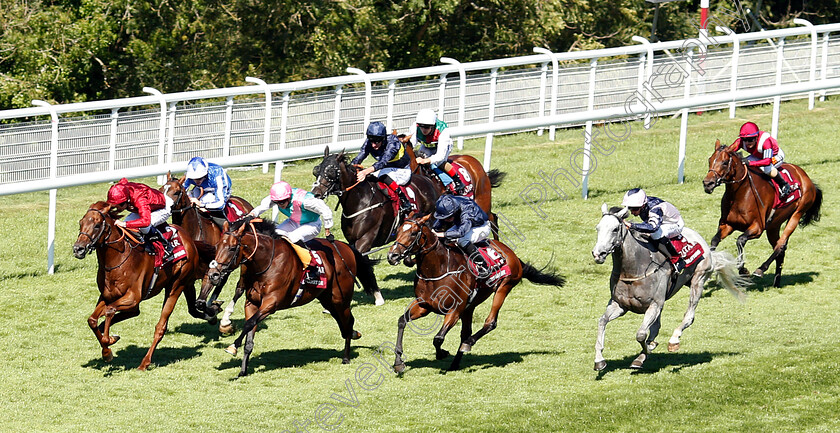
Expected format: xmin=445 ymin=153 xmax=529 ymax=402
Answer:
xmin=249 ymin=181 xmax=334 ymax=284
xmin=728 ymin=121 xmax=793 ymax=198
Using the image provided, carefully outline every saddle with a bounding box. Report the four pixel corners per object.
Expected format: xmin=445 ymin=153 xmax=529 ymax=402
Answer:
xmin=770 ymin=168 xmax=802 ymax=209
xmin=423 ymin=161 xmax=475 ymax=198
xmin=465 ymin=242 xmax=511 ymax=288
xmin=669 ymin=235 xmax=704 ymax=268
xmin=150 ymin=226 xmax=187 ymax=268
xmin=224 ymin=201 xmax=248 ymax=222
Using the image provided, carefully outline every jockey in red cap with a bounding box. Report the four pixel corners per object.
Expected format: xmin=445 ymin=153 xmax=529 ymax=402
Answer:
xmin=728 ymin=122 xmax=793 ymax=198
xmin=107 ymin=178 xmax=174 ymax=260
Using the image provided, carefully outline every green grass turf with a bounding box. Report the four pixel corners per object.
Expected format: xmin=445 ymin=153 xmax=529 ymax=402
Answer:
xmin=1 ymin=98 xmax=839 ymax=432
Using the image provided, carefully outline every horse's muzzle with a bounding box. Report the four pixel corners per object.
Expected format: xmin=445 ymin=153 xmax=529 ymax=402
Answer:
xmin=592 ymin=249 xmax=607 ymax=264
xmin=72 ymin=243 xmax=88 ymax=259
xmin=207 ymin=268 xmax=223 ymax=285
xmin=702 ymin=175 xmax=718 ymax=194
xmin=387 ymin=252 xmax=401 ymax=266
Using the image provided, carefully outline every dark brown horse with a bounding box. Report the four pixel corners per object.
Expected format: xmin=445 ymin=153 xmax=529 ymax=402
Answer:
xmin=398 ymin=134 xmax=506 ymax=238
xmin=311 ymin=146 xmax=439 ymax=305
xmin=386 ymin=214 xmax=565 ymax=372
xmin=202 ymin=217 xmax=379 ymax=377
xmin=702 ymin=139 xmax=822 ymax=287
xmin=72 ymin=201 xmax=214 ymax=370
xmin=161 ymin=173 xmax=253 ymax=334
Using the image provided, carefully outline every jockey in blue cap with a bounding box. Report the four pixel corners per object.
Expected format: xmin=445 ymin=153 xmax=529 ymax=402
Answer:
xmin=431 ymin=195 xmax=492 ymax=273
xmin=622 ymin=188 xmax=686 ymax=275
xmin=352 ymin=121 xmax=413 ymax=215
xmin=183 ymin=156 xmax=232 ymax=227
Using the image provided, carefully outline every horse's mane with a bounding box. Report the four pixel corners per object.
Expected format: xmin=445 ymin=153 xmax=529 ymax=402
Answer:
xmin=228 ymin=217 xmax=283 ymax=239
xmin=90 ymin=200 xmax=124 ymax=220
xmin=608 ymin=206 xmax=625 ymax=215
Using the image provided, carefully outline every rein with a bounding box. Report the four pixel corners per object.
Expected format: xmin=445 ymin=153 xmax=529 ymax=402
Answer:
xmin=604 ymin=213 xmax=668 ymax=282
xmin=78 ymin=208 xmax=143 ymax=271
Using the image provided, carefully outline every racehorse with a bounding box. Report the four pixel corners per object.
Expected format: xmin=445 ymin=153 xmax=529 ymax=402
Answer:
xmin=398 ymin=134 xmax=506 ymax=238
xmin=161 ymin=173 xmax=254 ymax=334
xmin=591 ymin=204 xmax=748 ymax=371
xmin=311 ymin=146 xmax=439 ymax=305
xmin=702 ymin=139 xmax=822 ymax=287
xmin=201 ymin=217 xmax=378 ymax=377
xmin=386 ymin=214 xmax=566 ymax=372
xmin=73 ymin=201 xmax=214 ymax=370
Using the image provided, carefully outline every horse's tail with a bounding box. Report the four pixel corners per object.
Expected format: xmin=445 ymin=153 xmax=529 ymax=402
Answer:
xmin=351 ymin=245 xmax=380 ymax=296
xmin=193 ymin=240 xmax=216 ymax=262
xmin=487 ymin=169 xmax=507 ymax=188
xmin=521 ymin=261 xmax=566 ymax=287
xmin=800 ymin=183 xmax=822 ymax=226
xmin=710 ymin=250 xmax=750 ymax=303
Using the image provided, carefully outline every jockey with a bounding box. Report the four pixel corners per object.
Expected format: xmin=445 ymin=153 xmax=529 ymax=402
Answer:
xmin=352 ymin=121 xmax=413 ymax=215
xmin=106 ymin=178 xmax=174 ymax=261
xmin=431 ymin=195 xmax=492 ymax=274
xmin=248 ymin=181 xmax=333 ymax=284
xmin=622 ymin=188 xmax=686 ymax=275
xmin=410 ymin=109 xmax=467 ymax=195
xmin=183 ymin=156 xmax=232 ymax=227
xmin=728 ymin=121 xmax=793 ymax=198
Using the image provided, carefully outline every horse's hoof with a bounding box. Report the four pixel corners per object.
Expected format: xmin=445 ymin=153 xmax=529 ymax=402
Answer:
xmin=237 ymin=371 xmax=248 ymax=378
xmin=374 ymin=298 xmax=385 ymax=307
xmin=342 ymin=358 xmax=350 ymax=364
xmin=352 ymin=330 xmax=362 ymax=340
xmin=752 ymin=269 xmax=764 ymax=278
xmin=773 ymin=276 xmax=782 ymax=288
xmin=594 ymin=360 xmax=607 ymax=371
xmin=739 ymin=267 xmax=750 ymax=276
xmin=459 ymin=343 xmax=472 ymax=353
xmin=137 ymin=363 xmax=149 ymax=371
xmin=225 ymin=344 xmax=238 ymax=356
xmin=108 ymin=335 xmax=120 ymax=346
xmin=668 ymin=342 xmax=680 ymax=352
xmin=393 ymin=362 xmax=406 ymax=374
xmin=219 ymin=323 xmax=235 ymax=336
xmin=435 ymin=350 xmax=450 ymax=360
xmin=102 ymin=349 xmax=113 ymax=363
xmin=630 ymin=359 xmax=644 ymax=369
xmin=647 ymin=341 xmax=659 ymax=351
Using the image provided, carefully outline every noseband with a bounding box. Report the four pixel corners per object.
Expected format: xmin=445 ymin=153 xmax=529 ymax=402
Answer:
xmin=210 ymin=222 xmax=272 ymax=279
xmin=599 ymin=213 xmax=630 ymax=257
xmin=707 ymin=151 xmax=747 ymax=187
xmin=391 ymin=220 xmax=438 ymax=261
xmin=77 ymin=208 xmax=114 ymax=254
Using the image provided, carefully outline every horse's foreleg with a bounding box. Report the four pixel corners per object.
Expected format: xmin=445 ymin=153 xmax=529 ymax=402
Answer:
xmin=448 ymin=305 xmax=476 ymax=371
xmin=760 ymin=213 xmax=801 ymax=287
xmin=631 ymin=302 xmax=663 ymax=369
xmin=755 ymin=225 xmax=782 ymax=279
xmin=99 ymin=292 xmax=140 ymax=361
xmin=594 ymin=299 xmax=626 ymax=371
xmin=182 ymin=281 xmax=216 ymax=323
xmin=319 ymin=296 xmax=358 ymax=364
xmin=220 ymin=279 xmax=246 ymax=335
xmin=735 ymin=231 xmax=758 ymax=274
xmin=393 ymin=299 xmax=431 ymax=374
xmin=668 ymin=275 xmax=704 ymax=353
xmin=463 ymin=282 xmax=514 ymax=352
xmin=354 ymin=235 xmax=385 ymax=306
xmin=138 ymin=285 xmax=184 ymax=371
xmin=237 ymin=302 xmax=259 ymax=377
xmin=710 ymin=224 xmax=735 ymax=251
xmin=433 ymin=311 xmax=461 ymax=362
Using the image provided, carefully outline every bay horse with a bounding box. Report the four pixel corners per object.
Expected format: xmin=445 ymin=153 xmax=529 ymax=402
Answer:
xmin=201 ymin=217 xmax=379 ymax=377
xmin=591 ymin=204 xmax=749 ymax=371
xmin=386 ymin=214 xmax=566 ymax=372
xmin=161 ymin=173 xmax=254 ymax=334
xmin=311 ymin=146 xmax=439 ymax=305
xmin=398 ymin=134 xmax=506 ymax=238
xmin=702 ymin=139 xmax=823 ymax=287
xmin=72 ymin=201 xmax=215 ymax=370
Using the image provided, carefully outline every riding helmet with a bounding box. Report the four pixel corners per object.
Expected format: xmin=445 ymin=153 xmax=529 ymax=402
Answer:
xmin=366 ymin=122 xmax=387 ymax=141
xmin=739 ymin=122 xmax=760 ymax=138
xmin=269 ymin=181 xmax=293 ymax=201
xmin=621 ymin=188 xmax=647 ymax=208
xmin=433 ymin=195 xmax=458 ymax=219
xmin=415 ymin=109 xmax=437 ymax=127
xmin=107 ymin=178 xmax=130 ymax=205
xmin=186 ymin=156 xmax=209 ymax=179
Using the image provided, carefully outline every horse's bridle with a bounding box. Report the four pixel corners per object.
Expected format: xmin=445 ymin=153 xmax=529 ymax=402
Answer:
xmin=210 ymin=223 xmax=273 ymax=279
xmin=315 ymin=161 xmax=347 ymax=199
xmin=390 ymin=220 xmax=438 ymax=262
xmin=77 ymin=208 xmax=114 ymax=255
xmin=707 ymin=150 xmax=747 ymax=187
xmin=600 ymin=213 xmax=631 ymax=257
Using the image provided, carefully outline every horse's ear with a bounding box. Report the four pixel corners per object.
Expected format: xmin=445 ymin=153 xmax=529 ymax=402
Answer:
xmin=418 ymin=213 xmax=432 ymax=224
xmin=715 ymin=138 xmax=722 ymax=150
xmin=166 ymin=170 xmax=172 ymax=181
xmin=178 ymin=174 xmax=186 ymax=184
xmin=601 ymin=203 xmax=608 ymax=215
xmin=392 ymin=129 xmax=398 ymax=136
xmin=324 ymin=145 xmax=330 ymax=158
xmin=338 ymin=148 xmax=345 ymax=159
xmin=616 ymin=207 xmax=630 ymax=219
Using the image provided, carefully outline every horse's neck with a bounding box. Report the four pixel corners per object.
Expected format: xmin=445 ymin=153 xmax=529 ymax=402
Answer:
xmin=416 ymin=235 xmax=465 ymax=278
xmin=96 ymin=223 xmax=139 ymax=270
xmin=616 ymin=229 xmax=656 ymax=274
xmin=247 ymin=234 xmax=294 ymax=280
xmin=726 ymin=164 xmax=771 ymax=211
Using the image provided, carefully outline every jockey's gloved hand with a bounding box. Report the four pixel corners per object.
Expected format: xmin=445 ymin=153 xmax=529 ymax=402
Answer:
xmin=326 ymin=233 xmax=335 ymax=242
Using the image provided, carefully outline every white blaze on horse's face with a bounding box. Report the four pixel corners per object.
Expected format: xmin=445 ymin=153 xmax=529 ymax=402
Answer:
xmin=592 ymin=204 xmax=626 ymax=264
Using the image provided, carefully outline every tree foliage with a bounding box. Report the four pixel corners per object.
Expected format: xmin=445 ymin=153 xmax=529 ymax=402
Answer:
xmin=0 ymin=0 xmax=836 ymax=108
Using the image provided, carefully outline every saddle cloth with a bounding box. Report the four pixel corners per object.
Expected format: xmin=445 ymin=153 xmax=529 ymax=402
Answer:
xmin=377 ymin=183 xmax=420 ymax=215
xmin=669 ymin=235 xmax=704 ymax=268
xmin=299 ymin=250 xmax=327 ymax=289
xmin=447 ymin=161 xmax=475 ymax=199
xmin=150 ymin=226 xmax=188 ymax=268
xmin=224 ymin=200 xmax=248 ymax=222
xmin=772 ymin=168 xmax=802 ymax=209
xmin=467 ymin=244 xmax=511 ymax=287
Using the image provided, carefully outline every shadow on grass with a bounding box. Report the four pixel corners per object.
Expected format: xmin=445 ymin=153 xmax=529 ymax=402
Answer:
xmin=402 ymin=350 xmax=559 ymax=374
xmin=216 ymin=346 xmax=351 ymax=375
xmin=81 ymin=343 xmax=204 ymax=376
xmin=701 ymin=270 xmax=818 ymax=298
xmin=594 ymin=350 xmax=738 ymax=380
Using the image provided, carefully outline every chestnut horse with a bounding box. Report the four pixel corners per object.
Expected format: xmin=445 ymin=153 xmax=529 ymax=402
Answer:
xmin=386 ymin=214 xmax=565 ymax=372
xmin=202 ymin=217 xmax=379 ymax=377
xmin=311 ymin=146 xmax=438 ymax=305
xmin=161 ymin=173 xmax=253 ymax=334
xmin=398 ymin=134 xmax=506 ymax=238
xmin=73 ymin=201 xmax=214 ymax=370
xmin=703 ymin=139 xmax=822 ymax=287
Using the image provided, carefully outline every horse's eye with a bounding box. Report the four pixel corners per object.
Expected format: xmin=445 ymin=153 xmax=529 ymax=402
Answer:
xmin=612 ymin=227 xmax=618 ymax=232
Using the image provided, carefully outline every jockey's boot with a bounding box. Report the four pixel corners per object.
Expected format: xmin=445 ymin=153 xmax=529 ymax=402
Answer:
xmin=463 ymin=243 xmax=490 ymax=278
xmin=446 ymin=167 xmax=467 ymax=195
xmin=394 ymin=187 xmax=413 ymax=216
xmin=294 ymin=240 xmax=320 ymax=285
xmin=772 ymin=172 xmax=793 ymax=198
xmin=656 ymin=238 xmax=685 ymax=279
xmin=145 ymin=226 xmax=174 ymax=261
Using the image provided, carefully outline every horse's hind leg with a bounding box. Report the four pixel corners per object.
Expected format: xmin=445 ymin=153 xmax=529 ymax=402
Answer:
xmin=668 ymin=275 xmax=705 ymax=353
xmin=458 ymin=282 xmax=514 ymax=367
xmin=631 ymin=302 xmax=663 ymax=369
xmin=319 ymin=295 xmax=360 ymax=364
xmin=594 ymin=299 xmax=626 ymax=371
xmin=138 ymin=286 xmax=184 ymax=371
xmin=759 ymin=214 xmax=801 ymax=287
xmin=449 ymin=304 xmax=479 ymax=371
xmin=710 ymin=224 xmax=735 ymax=251
xmin=182 ymin=281 xmax=216 ymax=323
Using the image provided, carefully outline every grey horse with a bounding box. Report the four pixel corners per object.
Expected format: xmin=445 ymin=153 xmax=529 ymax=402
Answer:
xmin=591 ymin=204 xmax=748 ymax=371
